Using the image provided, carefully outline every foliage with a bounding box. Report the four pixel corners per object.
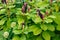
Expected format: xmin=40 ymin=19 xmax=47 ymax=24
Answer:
xmin=0 ymin=0 xmax=60 ymax=40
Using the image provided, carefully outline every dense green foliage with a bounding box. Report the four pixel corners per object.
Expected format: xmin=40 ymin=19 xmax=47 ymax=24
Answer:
xmin=0 ymin=0 xmax=60 ymax=40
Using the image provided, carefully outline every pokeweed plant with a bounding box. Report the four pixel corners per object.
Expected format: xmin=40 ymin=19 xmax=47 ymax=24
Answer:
xmin=0 ymin=0 xmax=60 ymax=40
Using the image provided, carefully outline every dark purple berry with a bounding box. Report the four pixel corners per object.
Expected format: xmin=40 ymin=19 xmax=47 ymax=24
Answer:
xmin=40 ymin=14 xmax=44 ymax=20
xmin=22 ymin=2 xmax=27 ymax=13
xmin=22 ymin=6 xmax=25 ymax=13
xmin=36 ymin=9 xmax=44 ymax=20
xmin=1 ymin=0 xmax=6 ymax=4
xmin=36 ymin=9 xmax=40 ymax=13
xmin=24 ymin=2 xmax=27 ymax=7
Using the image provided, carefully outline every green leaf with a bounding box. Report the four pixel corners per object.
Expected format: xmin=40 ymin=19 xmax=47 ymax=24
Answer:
xmin=13 ymin=30 xmax=22 ymax=34
xmin=0 ymin=16 xmax=4 ymax=19
xmin=52 ymin=35 xmax=60 ymax=40
xmin=36 ymin=36 xmax=43 ymax=40
xmin=29 ymin=25 xmax=42 ymax=35
xmin=23 ymin=26 xmax=29 ymax=34
xmin=48 ymin=15 xmax=56 ymax=19
xmin=17 ymin=16 xmax=24 ymax=25
xmin=56 ymin=24 xmax=60 ymax=31
xmin=12 ymin=36 xmax=20 ymax=40
xmin=7 ymin=5 xmax=15 ymax=9
xmin=0 ymin=31 xmax=6 ymax=40
xmin=44 ymin=19 xmax=53 ymax=23
xmin=20 ymin=35 xmax=26 ymax=40
xmin=33 ymin=28 xmax=42 ymax=35
xmin=40 ymin=24 xmax=48 ymax=31
xmin=0 ymin=25 xmax=5 ymax=31
xmin=54 ymin=13 xmax=60 ymax=25
xmin=7 ymin=18 xmax=11 ymax=28
xmin=0 ymin=18 xmax=6 ymax=25
xmin=36 ymin=0 xmax=49 ymax=8
xmin=32 ymin=16 xmax=42 ymax=24
xmin=42 ymin=31 xmax=51 ymax=40
xmin=12 ymin=35 xmax=26 ymax=40
xmin=0 ymin=9 xmax=6 ymax=14
xmin=48 ymin=31 xmax=55 ymax=37
xmin=47 ymin=25 xmax=55 ymax=31
xmin=55 ymin=4 xmax=59 ymax=12
xmin=53 ymin=14 xmax=60 ymax=31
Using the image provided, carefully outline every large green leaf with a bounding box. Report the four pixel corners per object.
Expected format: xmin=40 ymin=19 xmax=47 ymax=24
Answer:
xmin=20 ymin=35 xmax=26 ymax=40
xmin=48 ymin=31 xmax=55 ymax=37
xmin=33 ymin=28 xmax=42 ymax=35
xmin=53 ymin=13 xmax=60 ymax=31
xmin=56 ymin=24 xmax=60 ymax=31
xmin=44 ymin=19 xmax=53 ymax=23
xmin=17 ymin=16 xmax=24 ymax=25
xmin=23 ymin=26 xmax=29 ymax=34
xmin=29 ymin=25 xmax=42 ymax=35
xmin=12 ymin=35 xmax=26 ymax=40
xmin=42 ymin=31 xmax=51 ymax=40
xmin=48 ymin=15 xmax=56 ymax=19
xmin=36 ymin=36 xmax=43 ymax=40
xmin=40 ymin=24 xmax=48 ymax=31
xmin=47 ymin=24 xmax=55 ymax=31
xmin=0 ymin=9 xmax=6 ymax=14
xmin=12 ymin=36 xmax=20 ymax=40
xmin=13 ymin=30 xmax=22 ymax=34
xmin=53 ymin=13 xmax=60 ymax=24
xmin=32 ymin=15 xmax=42 ymax=24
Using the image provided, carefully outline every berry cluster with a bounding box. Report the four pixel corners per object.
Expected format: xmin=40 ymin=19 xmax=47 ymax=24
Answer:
xmin=22 ymin=2 xmax=30 ymax=13
xmin=36 ymin=9 xmax=44 ymax=20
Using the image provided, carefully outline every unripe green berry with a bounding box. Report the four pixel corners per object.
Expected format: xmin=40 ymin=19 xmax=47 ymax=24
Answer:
xmin=3 ymin=32 xmax=9 ymax=38
xmin=11 ymin=22 xmax=16 ymax=28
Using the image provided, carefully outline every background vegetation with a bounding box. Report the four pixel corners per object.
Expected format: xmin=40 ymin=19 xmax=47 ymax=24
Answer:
xmin=0 ymin=0 xmax=60 ymax=40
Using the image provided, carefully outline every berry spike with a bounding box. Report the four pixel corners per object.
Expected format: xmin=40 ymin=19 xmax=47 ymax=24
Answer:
xmin=1 ymin=0 xmax=6 ymax=4
xmin=36 ymin=9 xmax=44 ymax=20
xmin=21 ymin=2 xmax=27 ymax=13
xmin=24 ymin=2 xmax=27 ymax=7
xmin=22 ymin=6 xmax=25 ymax=13
xmin=40 ymin=14 xmax=44 ymax=20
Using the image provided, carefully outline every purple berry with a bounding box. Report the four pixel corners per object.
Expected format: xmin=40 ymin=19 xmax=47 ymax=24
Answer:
xmin=22 ymin=2 xmax=27 ymax=13
xmin=24 ymin=3 xmax=27 ymax=7
xmin=1 ymin=0 xmax=6 ymax=4
xmin=36 ymin=9 xmax=44 ymax=20
xmin=22 ymin=6 xmax=25 ymax=13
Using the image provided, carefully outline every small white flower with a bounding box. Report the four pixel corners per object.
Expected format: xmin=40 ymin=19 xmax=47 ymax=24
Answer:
xmin=3 ymin=32 xmax=9 ymax=38
xmin=11 ymin=22 xmax=16 ymax=28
